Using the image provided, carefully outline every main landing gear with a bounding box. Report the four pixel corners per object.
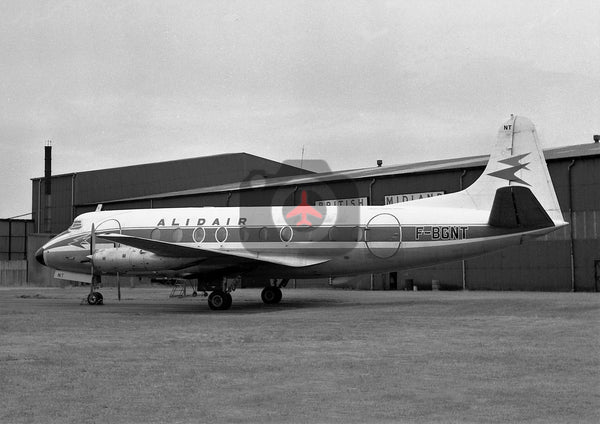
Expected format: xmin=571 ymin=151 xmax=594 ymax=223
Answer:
xmin=202 ymin=277 xmax=289 ymax=310
xmin=203 ymin=276 xmax=239 ymax=311
xmin=261 ymin=279 xmax=289 ymax=305
xmin=261 ymin=286 xmax=282 ymax=304
xmin=207 ymin=290 xmax=233 ymax=311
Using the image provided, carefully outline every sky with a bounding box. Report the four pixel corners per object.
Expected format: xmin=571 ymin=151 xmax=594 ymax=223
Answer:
xmin=1 ymin=0 xmax=599 ymax=218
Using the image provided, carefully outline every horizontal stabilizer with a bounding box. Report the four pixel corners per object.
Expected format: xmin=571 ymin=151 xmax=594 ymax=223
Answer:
xmin=488 ymin=186 xmax=554 ymax=229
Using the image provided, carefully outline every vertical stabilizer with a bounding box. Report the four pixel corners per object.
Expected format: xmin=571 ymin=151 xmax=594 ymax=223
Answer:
xmin=404 ymin=116 xmax=565 ymax=227
xmin=464 ymin=115 xmax=563 ymax=225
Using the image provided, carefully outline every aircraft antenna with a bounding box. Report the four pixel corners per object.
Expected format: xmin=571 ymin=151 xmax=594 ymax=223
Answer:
xmin=300 ymin=145 xmax=305 ymax=169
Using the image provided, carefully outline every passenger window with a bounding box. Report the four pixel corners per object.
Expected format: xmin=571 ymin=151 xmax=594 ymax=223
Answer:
xmin=280 ymin=226 xmax=293 ymax=243
xmin=215 ymin=226 xmax=228 ymax=243
xmin=193 ymin=227 xmax=206 ymax=243
xmin=151 ymin=228 xmax=161 ymax=240
xmin=259 ymin=227 xmax=269 ymax=241
xmin=172 ymin=228 xmax=183 ymax=242
xmin=328 ymin=226 xmax=362 ymax=241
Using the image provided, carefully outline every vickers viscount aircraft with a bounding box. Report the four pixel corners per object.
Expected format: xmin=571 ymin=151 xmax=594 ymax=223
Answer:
xmin=36 ymin=116 xmax=567 ymax=310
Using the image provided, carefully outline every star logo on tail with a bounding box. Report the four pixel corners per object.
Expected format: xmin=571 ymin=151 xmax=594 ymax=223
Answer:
xmin=487 ymin=153 xmax=531 ymax=186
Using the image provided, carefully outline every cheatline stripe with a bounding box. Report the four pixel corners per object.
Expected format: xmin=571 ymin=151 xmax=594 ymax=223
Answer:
xmin=50 ymin=224 xmax=550 ymax=249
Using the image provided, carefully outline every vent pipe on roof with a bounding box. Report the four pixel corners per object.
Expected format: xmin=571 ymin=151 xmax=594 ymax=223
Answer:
xmin=44 ymin=141 xmax=52 ymax=233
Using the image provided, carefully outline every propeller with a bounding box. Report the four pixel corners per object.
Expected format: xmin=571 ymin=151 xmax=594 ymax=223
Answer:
xmin=89 ymin=221 xmax=121 ymax=302
xmin=89 ymin=223 xmax=97 ymax=297
xmin=90 ymin=223 xmax=96 ymax=273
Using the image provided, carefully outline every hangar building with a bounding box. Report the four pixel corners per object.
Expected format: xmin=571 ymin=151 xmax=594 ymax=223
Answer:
xmin=26 ymin=142 xmax=600 ymax=291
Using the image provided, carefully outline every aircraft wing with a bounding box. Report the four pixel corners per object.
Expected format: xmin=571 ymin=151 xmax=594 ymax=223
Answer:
xmin=98 ymin=234 xmax=204 ymax=257
xmin=98 ymin=233 xmax=330 ymax=268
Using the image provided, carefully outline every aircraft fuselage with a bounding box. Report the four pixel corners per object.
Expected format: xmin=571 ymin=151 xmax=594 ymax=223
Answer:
xmin=39 ymin=204 xmax=557 ymax=280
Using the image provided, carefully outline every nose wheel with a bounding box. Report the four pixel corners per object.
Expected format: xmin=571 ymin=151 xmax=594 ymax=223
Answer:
xmin=87 ymin=227 xmax=104 ymax=306
xmin=87 ymin=291 xmax=103 ymax=305
xmin=85 ymin=271 xmax=104 ymax=305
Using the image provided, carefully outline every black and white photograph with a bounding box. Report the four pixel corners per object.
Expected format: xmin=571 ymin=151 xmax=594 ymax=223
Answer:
xmin=1 ymin=1 xmax=599 ymax=423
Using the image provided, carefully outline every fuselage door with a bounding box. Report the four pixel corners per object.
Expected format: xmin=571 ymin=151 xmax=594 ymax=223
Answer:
xmin=365 ymin=213 xmax=401 ymax=259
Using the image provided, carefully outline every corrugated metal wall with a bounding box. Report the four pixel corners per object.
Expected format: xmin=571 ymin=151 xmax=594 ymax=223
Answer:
xmin=0 ymin=219 xmax=33 ymax=261
xmin=117 ymin=154 xmax=597 ymax=291
xmin=27 ymin=149 xmax=600 ymax=291
xmin=0 ymin=219 xmax=33 ymax=285
xmin=398 ymin=158 xmax=600 ymax=291
xmin=31 ymin=175 xmax=75 ymax=234
xmin=0 ymin=260 xmax=27 ymax=285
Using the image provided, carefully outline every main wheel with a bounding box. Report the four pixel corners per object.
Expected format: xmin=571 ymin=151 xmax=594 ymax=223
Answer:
xmin=208 ymin=290 xmax=232 ymax=310
xmin=261 ymin=286 xmax=282 ymax=304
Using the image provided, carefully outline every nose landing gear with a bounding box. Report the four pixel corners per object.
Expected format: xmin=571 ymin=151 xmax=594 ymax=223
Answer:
xmin=87 ymin=291 xmax=104 ymax=305
xmin=85 ymin=274 xmax=103 ymax=305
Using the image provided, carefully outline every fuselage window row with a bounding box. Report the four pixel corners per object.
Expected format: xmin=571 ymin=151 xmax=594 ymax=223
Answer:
xmin=142 ymin=225 xmax=401 ymax=244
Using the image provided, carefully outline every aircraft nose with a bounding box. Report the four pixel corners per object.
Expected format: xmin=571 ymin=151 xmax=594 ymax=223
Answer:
xmin=35 ymin=247 xmax=46 ymax=266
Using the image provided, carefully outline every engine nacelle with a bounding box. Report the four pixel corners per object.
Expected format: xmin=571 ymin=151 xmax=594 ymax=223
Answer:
xmin=92 ymin=247 xmax=193 ymax=274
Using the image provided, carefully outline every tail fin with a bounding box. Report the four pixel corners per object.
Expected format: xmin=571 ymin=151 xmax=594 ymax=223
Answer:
xmin=465 ymin=116 xmax=562 ymax=221
xmin=408 ymin=116 xmax=565 ymax=227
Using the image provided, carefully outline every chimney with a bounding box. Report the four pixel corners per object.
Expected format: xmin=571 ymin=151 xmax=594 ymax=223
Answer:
xmin=44 ymin=141 xmax=52 ymax=233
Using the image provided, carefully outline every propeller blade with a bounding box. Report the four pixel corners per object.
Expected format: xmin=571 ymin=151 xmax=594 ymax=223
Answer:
xmin=89 ymin=223 xmax=96 ymax=296
xmin=90 ymin=223 xmax=96 ymax=276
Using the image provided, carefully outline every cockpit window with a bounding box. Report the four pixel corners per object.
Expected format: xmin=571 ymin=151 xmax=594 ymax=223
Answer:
xmin=69 ymin=220 xmax=82 ymax=230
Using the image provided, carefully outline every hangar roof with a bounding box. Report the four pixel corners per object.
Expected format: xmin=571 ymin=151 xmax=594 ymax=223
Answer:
xmin=33 ymin=152 xmax=311 ymax=205
xmin=80 ymin=142 xmax=600 ymax=205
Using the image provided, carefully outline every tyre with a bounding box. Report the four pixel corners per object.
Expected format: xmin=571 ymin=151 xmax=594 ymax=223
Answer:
xmin=261 ymin=286 xmax=282 ymax=304
xmin=208 ymin=290 xmax=231 ymax=310
xmin=87 ymin=292 xmax=99 ymax=305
